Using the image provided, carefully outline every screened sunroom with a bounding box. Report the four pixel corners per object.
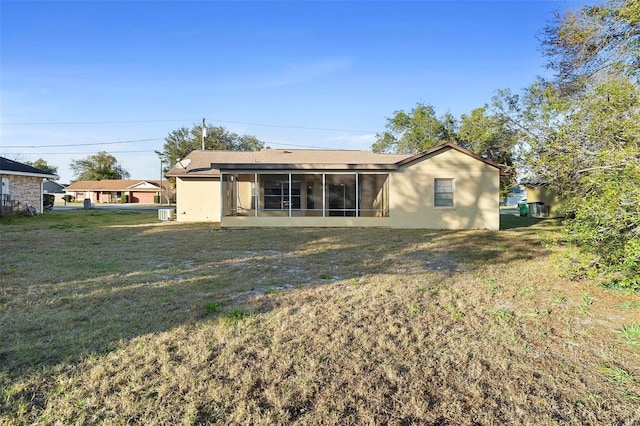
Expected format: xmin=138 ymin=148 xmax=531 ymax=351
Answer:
xmin=221 ymin=172 xmax=389 ymax=219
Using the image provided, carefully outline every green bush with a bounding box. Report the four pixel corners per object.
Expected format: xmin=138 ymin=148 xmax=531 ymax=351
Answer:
xmin=154 ymin=195 xmax=160 ymax=204
xmin=564 ymin=164 xmax=640 ymax=290
xmin=62 ymin=194 xmax=74 ymax=203
xmin=43 ymin=194 xmax=55 ymax=211
xmin=121 ymin=194 xmax=129 ymax=203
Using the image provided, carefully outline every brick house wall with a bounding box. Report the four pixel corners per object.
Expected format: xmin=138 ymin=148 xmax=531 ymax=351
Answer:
xmin=3 ymin=174 xmax=44 ymax=213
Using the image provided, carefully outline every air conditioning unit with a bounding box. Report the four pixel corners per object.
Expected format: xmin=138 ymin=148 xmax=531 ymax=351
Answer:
xmin=158 ymin=208 xmax=175 ymax=221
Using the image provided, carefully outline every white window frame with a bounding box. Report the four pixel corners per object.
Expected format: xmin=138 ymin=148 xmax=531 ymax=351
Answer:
xmin=434 ymin=178 xmax=454 ymax=207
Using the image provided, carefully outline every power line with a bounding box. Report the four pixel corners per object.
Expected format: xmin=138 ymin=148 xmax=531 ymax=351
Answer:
xmin=1 ymin=138 xmax=164 ymax=149
xmin=2 ymin=117 xmax=378 ymax=134
xmin=0 ymin=150 xmax=160 ymax=155
xmin=209 ymin=119 xmax=376 ymax=134
xmin=1 ymin=119 xmax=197 ymax=125
xmin=1 ymin=135 xmax=344 ymax=151
xmin=1 ymin=140 xmax=339 ymax=156
xmin=262 ymin=141 xmax=333 ymax=149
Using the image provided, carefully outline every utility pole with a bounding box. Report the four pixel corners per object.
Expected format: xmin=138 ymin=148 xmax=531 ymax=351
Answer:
xmin=159 ymin=159 xmax=163 ymax=206
xmin=201 ymin=117 xmax=206 ymax=150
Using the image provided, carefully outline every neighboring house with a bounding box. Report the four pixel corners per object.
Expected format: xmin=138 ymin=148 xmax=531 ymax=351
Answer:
xmin=64 ymin=180 xmax=170 ymax=204
xmin=43 ymin=181 xmax=67 ymax=204
xmin=0 ymin=157 xmax=59 ymax=215
xmin=166 ymin=142 xmax=507 ymax=230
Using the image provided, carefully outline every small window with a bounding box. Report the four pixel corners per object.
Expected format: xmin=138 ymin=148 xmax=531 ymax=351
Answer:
xmin=434 ymin=178 xmax=454 ymax=207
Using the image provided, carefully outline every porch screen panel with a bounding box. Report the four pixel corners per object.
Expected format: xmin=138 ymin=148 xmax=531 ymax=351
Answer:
xmin=221 ymin=175 xmax=236 ymax=217
xmin=302 ymin=174 xmax=323 ymax=216
xmin=326 ymin=174 xmax=356 ymax=217
xmin=222 ymin=174 xmax=256 ymax=216
xmin=259 ymin=174 xmax=300 ymax=216
xmin=359 ymin=174 xmax=389 ymax=217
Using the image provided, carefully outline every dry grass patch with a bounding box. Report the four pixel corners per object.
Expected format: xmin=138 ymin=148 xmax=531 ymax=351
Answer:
xmin=1 ymin=211 xmax=639 ymax=424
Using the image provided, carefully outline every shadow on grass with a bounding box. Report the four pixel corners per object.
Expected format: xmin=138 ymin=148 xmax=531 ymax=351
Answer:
xmin=500 ymin=214 xmax=561 ymax=230
xmin=1 ymin=210 xmax=557 ymax=404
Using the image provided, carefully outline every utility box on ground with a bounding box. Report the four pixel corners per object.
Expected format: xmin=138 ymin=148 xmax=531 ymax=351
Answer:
xmin=158 ymin=208 xmax=175 ymax=221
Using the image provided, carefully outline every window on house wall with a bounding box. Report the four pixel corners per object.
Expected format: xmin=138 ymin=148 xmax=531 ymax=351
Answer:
xmin=434 ymin=178 xmax=454 ymax=207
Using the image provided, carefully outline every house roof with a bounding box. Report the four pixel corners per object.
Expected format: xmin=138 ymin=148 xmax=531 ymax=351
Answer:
xmin=65 ymin=179 xmax=168 ymax=192
xmin=0 ymin=157 xmax=59 ymax=179
xmin=43 ymin=181 xmax=66 ymax=193
xmin=166 ymin=142 xmax=507 ymax=177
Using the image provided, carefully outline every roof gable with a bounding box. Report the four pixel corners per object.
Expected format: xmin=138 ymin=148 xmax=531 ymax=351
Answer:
xmin=396 ymin=142 xmax=502 ymax=169
xmin=127 ymin=181 xmax=160 ymax=189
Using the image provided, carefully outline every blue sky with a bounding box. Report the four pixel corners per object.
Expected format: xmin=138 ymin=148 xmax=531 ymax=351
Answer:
xmin=1 ymin=0 xmax=588 ymax=183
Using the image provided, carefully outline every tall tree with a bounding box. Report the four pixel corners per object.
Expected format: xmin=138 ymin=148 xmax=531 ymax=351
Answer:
xmin=25 ymin=158 xmax=58 ymax=175
xmin=70 ymin=151 xmax=130 ymax=181
xmin=159 ymin=124 xmax=265 ymax=172
xmin=372 ymin=103 xmax=457 ymax=154
xmin=497 ymin=0 xmax=640 ymax=288
xmin=458 ymin=105 xmax=521 ymax=196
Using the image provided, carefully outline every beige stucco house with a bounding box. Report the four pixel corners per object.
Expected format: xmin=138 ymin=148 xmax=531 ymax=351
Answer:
xmin=166 ymin=142 xmax=505 ymax=230
xmin=0 ymin=157 xmax=59 ymax=215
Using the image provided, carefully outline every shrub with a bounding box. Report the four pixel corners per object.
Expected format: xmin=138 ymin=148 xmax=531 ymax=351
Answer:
xmin=62 ymin=194 xmax=74 ymax=203
xmin=564 ymin=164 xmax=640 ymax=290
xmin=121 ymin=194 xmax=129 ymax=203
xmin=43 ymin=194 xmax=55 ymax=211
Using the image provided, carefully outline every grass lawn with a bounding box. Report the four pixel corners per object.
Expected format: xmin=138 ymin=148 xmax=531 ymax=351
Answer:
xmin=1 ymin=210 xmax=639 ymax=424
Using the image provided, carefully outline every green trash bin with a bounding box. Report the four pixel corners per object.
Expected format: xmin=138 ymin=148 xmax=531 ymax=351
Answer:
xmin=518 ymin=202 xmax=529 ymax=217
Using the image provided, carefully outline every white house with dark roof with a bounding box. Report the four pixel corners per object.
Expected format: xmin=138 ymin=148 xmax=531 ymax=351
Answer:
xmin=0 ymin=157 xmax=59 ymax=215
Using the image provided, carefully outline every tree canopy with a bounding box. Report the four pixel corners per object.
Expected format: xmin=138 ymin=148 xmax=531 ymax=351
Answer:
xmin=372 ymin=103 xmax=519 ymax=196
xmin=541 ymin=0 xmax=640 ymax=93
xmin=25 ymin=158 xmax=58 ymax=176
xmin=458 ymin=105 xmax=521 ymax=194
xmin=70 ymin=151 xmax=130 ymax=181
xmin=371 ymin=104 xmax=456 ymax=154
xmin=159 ymin=124 xmax=265 ymax=173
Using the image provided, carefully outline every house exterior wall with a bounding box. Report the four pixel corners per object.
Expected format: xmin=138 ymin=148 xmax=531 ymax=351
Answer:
xmin=176 ymin=177 xmax=220 ymax=222
xmin=1 ymin=174 xmax=44 ymax=213
xmin=130 ymin=191 xmax=156 ymax=204
xmin=389 ymin=148 xmax=500 ymax=230
xmin=526 ymin=187 xmax=563 ymax=217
